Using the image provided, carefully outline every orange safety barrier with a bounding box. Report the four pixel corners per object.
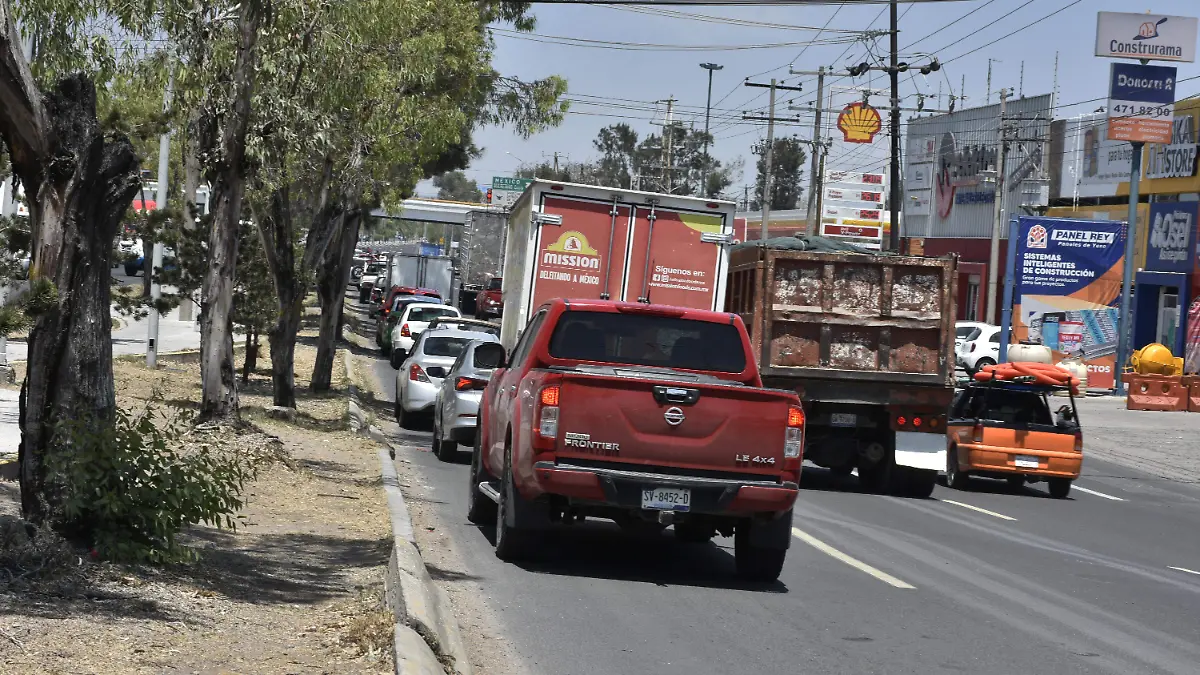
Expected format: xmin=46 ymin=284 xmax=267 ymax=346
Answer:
xmin=1124 ymin=373 xmax=1188 ymax=412
xmin=975 ymin=362 xmax=1081 ymax=394
xmin=1182 ymin=375 xmax=1200 ymax=413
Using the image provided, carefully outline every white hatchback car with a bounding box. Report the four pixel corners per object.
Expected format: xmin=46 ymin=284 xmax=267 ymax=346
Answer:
xmin=389 ymin=302 xmax=461 ymax=364
xmin=959 ymin=324 xmax=1001 ymax=374
xmin=955 ymin=322 xmax=992 ymax=365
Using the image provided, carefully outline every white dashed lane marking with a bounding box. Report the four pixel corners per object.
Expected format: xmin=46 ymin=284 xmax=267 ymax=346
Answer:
xmin=940 ymin=499 xmax=1018 ymax=521
xmin=1073 ymin=485 xmax=1125 ymax=501
xmin=791 ymin=527 xmax=916 ymax=590
xmin=1168 ymin=566 xmax=1200 ymax=576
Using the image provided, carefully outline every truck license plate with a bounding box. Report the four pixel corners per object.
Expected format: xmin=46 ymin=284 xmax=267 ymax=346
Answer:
xmin=830 ymin=413 xmax=857 ymax=427
xmin=1014 ymin=455 xmax=1040 ymax=469
xmin=641 ymin=487 xmax=691 ymax=512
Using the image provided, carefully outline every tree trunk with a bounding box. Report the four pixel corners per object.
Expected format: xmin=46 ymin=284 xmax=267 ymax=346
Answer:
xmin=141 ymin=237 xmax=152 ymax=297
xmin=0 ymin=66 xmax=141 ymax=520
xmin=199 ymin=1 xmax=262 ymax=422
xmin=242 ymin=329 xmax=258 ymax=384
xmin=311 ymin=206 xmax=361 ymax=392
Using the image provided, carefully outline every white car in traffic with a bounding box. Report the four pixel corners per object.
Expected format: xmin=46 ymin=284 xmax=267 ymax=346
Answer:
xmin=958 ymin=323 xmax=1001 ymax=375
xmin=389 ymin=302 xmax=462 ymax=365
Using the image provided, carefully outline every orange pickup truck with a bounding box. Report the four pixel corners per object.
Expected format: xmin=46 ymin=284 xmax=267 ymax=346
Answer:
xmin=945 ymin=380 xmax=1083 ymax=499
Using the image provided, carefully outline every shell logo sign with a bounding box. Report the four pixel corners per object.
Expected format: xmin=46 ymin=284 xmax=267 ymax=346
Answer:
xmin=837 ymin=102 xmax=882 ymax=144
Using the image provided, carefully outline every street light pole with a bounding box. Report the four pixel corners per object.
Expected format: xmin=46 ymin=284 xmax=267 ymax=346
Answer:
xmin=700 ymin=62 xmax=723 ymax=196
xmin=148 ymin=68 xmax=173 ymax=369
xmin=888 ymin=0 xmax=901 ymax=252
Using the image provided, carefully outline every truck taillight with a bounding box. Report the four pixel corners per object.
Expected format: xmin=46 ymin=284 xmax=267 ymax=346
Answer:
xmin=401 ymin=323 xmax=411 ymax=337
xmin=537 ymin=385 xmax=560 ymax=438
xmin=1074 ymin=430 xmax=1083 ymax=453
xmin=409 ymin=363 xmax=430 ymax=383
xmin=784 ymin=405 xmax=804 ymax=459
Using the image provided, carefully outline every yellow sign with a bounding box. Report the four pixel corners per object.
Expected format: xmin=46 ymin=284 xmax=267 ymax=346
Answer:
xmin=837 ymin=102 xmax=883 ymax=144
xmin=545 ymin=230 xmax=598 ymax=255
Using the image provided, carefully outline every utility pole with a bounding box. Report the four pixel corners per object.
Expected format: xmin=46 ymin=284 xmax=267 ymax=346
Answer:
xmin=792 ymin=66 xmax=826 ymax=236
xmin=148 ymin=68 xmax=174 ymax=369
xmin=743 ymin=79 xmax=804 ymax=241
xmin=700 ymin=63 xmax=723 ymax=194
xmin=985 ymin=88 xmax=1010 ymax=326
xmin=888 ymin=0 xmax=901 ymax=251
xmin=663 ymin=97 xmax=675 ymax=193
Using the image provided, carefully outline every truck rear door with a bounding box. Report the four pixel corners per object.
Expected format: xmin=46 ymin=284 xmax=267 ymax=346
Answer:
xmin=531 ymin=195 xmax=632 ymax=309
xmin=555 ymin=371 xmax=791 ymax=479
xmin=623 ymin=205 xmax=728 ymax=311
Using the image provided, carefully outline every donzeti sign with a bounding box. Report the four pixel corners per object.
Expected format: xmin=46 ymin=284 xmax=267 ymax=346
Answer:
xmin=1106 ymin=62 xmax=1177 ymax=144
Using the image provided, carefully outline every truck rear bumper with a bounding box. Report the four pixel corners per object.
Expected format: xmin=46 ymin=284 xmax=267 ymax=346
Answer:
xmin=532 ymin=461 xmax=798 ymax=515
xmin=959 ymin=444 xmax=1082 ymax=479
xmin=895 ymin=431 xmax=946 ymax=471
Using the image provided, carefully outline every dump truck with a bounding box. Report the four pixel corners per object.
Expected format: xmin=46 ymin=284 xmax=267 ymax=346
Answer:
xmin=726 ymin=241 xmax=958 ymax=498
xmin=499 ymin=179 xmax=736 ymax=350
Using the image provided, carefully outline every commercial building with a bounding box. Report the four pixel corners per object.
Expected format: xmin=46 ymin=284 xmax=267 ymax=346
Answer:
xmin=903 ymin=94 xmax=1053 ymax=324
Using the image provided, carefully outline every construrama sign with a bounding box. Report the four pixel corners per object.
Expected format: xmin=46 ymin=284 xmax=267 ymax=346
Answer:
xmin=1096 ymin=12 xmax=1199 ymax=63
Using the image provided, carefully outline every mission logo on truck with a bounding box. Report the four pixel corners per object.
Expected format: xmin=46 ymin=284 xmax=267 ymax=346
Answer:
xmin=543 ymin=231 xmax=601 ymax=270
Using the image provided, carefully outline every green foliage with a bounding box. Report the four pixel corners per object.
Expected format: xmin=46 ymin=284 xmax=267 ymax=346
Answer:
xmin=0 ymin=303 xmax=28 ymax=337
xmin=232 ymin=219 xmax=279 ymax=335
xmin=23 ymin=277 xmax=57 ymax=316
xmin=48 ymin=405 xmax=258 ymax=563
xmin=433 ymin=171 xmax=483 ymax=203
xmin=516 ymin=123 xmax=741 ymax=199
xmin=754 ymin=137 xmax=808 ymax=211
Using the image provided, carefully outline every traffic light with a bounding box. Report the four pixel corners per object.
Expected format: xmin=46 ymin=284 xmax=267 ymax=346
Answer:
xmin=486 ymin=188 xmax=492 ymax=203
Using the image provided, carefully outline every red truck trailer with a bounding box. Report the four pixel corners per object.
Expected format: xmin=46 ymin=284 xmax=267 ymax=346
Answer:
xmin=498 ymin=180 xmax=737 ymax=350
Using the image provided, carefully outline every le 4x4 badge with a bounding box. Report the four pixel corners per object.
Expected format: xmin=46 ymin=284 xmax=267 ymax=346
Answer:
xmin=735 ymin=454 xmax=776 ymax=466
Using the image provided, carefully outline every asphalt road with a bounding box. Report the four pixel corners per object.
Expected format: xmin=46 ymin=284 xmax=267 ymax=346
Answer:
xmin=350 ymin=300 xmax=1200 ymax=675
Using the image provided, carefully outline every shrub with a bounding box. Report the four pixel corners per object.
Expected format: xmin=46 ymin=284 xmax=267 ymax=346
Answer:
xmin=48 ymin=405 xmax=258 ymax=562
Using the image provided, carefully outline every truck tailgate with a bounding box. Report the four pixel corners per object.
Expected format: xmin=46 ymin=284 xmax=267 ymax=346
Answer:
xmin=554 ymin=370 xmax=792 ymax=479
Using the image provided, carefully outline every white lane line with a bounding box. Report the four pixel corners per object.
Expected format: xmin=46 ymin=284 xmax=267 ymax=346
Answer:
xmin=1073 ymin=485 xmax=1125 ymax=501
xmin=791 ymin=527 xmax=916 ymax=590
xmin=940 ymin=499 xmax=1018 ymax=521
xmin=1168 ymin=566 xmax=1200 ymax=576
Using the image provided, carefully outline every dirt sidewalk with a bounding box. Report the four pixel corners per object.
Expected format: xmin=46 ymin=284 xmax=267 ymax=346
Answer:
xmin=1 ymin=342 xmax=395 ymax=674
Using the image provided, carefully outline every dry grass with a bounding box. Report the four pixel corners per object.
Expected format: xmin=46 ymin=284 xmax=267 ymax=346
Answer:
xmin=0 ymin=340 xmax=394 ymax=674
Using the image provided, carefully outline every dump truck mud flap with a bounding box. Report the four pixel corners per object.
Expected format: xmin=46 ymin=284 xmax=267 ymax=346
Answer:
xmin=894 ymin=431 xmax=946 ymax=471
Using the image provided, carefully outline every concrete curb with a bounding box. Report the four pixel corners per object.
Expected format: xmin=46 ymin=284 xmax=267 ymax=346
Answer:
xmin=343 ymin=350 xmax=473 ymax=675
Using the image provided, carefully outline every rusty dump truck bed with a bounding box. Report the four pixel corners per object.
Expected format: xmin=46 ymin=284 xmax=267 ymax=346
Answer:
xmin=726 ymin=245 xmax=957 ymax=403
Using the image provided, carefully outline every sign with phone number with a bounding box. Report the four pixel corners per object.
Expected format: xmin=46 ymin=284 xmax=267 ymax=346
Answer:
xmin=1107 ymin=62 xmax=1177 ymax=144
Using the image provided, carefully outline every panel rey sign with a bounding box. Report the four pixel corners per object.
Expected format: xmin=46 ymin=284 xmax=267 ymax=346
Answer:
xmin=1106 ymin=62 xmax=1177 ymax=144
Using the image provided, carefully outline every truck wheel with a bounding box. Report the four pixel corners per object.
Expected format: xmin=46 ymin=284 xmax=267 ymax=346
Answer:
xmin=903 ymin=468 xmax=937 ymax=499
xmin=1047 ymin=478 xmax=1072 ymax=499
xmin=857 ymin=459 xmax=891 ymax=494
xmin=946 ymin=445 xmax=971 ymax=490
xmin=734 ymin=510 xmax=792 ymax=583
xmin=495 ymin=451 xmax=533 ymax=561
xmin=466 ymin=434 xmax=496 ymax=525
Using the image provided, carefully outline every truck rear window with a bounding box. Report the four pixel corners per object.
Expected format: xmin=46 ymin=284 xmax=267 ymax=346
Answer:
xmin=547 ymin=311 xmax=746 ymax=373
xmin=487 ymin=278 xmax=502 ymax=290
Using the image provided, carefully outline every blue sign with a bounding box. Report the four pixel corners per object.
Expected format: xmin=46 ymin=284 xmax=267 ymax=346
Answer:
xmin=1109 ymin=62 xmax=1178 ymax=104
xmin=1014 ymin=217 xmax=1127 ymax=300
xmin=1146 ymin=201 xmax=1198 ymax=273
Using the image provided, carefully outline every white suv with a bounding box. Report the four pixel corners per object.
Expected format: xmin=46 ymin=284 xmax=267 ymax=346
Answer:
xmin=959 ymin=324 xmax=1001 ymax=375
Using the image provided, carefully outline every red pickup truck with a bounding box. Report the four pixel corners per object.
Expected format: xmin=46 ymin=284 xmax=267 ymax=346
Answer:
xmin=475 ymin=276 xmax=502 ymax=320
xmin=467 ymin=299 xmax=804 ymax=582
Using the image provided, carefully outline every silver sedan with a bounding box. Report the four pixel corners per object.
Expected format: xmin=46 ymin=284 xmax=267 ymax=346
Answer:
xmin=431 ymin=339 xmax=506 ymax=461
xmin=395 ymin=326 xmax=498 ymax=430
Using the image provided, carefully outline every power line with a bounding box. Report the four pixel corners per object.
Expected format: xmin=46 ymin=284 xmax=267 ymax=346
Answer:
xmin=490 ymin=27 xmax=859 ymax=51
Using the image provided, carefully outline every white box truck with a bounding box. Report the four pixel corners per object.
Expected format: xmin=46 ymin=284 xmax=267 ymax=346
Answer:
xmin=499 ymin=180 xmax=737 ymax=349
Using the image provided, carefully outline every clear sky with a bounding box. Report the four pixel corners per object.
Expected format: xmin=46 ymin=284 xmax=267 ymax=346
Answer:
xmin=416 ymin=0 xmax=1200 ymax=201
